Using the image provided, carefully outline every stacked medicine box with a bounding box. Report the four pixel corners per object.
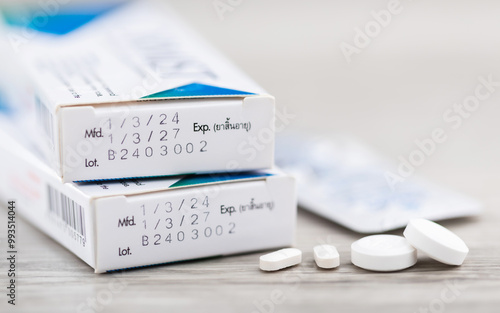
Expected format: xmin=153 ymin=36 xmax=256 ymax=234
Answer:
xmin=0 ymin=1 xmax=296 ymax=272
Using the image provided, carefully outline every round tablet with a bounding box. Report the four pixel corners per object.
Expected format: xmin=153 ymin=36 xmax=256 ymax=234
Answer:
xmin=404 ymin=218 xmax=469 ymax=266
xmin=351 ymin=235 xmax=417 ymax=272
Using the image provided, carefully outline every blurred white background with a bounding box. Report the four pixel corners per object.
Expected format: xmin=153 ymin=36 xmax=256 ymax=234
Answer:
xmin=2 ymin=0 xmax=500 ymax=199
xmin=162 ymin=0 xmax=500 ymax=202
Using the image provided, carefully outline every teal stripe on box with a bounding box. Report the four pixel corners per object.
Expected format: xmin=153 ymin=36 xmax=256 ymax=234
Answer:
xmin=141 ymin=83 xmax=255 ymax=99
xmin=169 ymin=171 xmax=273 ymax=188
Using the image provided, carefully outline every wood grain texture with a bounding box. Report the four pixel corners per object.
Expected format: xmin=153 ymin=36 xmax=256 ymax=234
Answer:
xmin=0 ymin=202 xmax=499 ymax=313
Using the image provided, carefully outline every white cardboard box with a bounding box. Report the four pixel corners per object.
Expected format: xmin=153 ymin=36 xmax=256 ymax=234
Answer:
xmin=1 ymin=1 xmax=275 ymax=182
xmin=0 ymin=129 xmax=296 ymax=273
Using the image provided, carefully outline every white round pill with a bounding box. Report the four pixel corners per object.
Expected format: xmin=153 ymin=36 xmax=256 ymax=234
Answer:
xmin=313 ymin=244 xmax=340 ymax=269
xmin=260 ymin=248 xmax=302 ymax=271
xmin=351 ymin=235 xmax=417 ymax=272
xmin=404 ymin=218 xmax=469 ymax=266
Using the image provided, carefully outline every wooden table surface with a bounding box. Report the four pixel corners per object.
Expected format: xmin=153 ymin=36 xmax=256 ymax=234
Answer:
xmin=2 ymin=0 xmax=500 ymax=312
xmin=1 ymin=201 xmax=499 ymax=313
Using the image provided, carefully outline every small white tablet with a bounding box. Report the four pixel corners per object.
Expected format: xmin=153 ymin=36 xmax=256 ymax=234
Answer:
xmin=313 ymin=245 xmax=340 ymax=269
xmin=259 ymin=248 xmax=302 ymax=271
xmin=351 ymin=235 xmax=417 ymax=272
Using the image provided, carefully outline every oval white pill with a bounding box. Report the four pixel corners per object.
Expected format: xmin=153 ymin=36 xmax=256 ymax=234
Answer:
xmin=404 ymin=218 xmax=469 ymax=266
xmin=313 ymin=244 xmax=340 ymax=269
xmin=351 ymin=235 xmax=417 ymax=272
xmin=259 ymin=248 xmax=302 ymax=271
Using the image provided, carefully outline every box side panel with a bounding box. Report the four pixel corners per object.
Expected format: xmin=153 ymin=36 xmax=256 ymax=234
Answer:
xmin=94 ymin=177 xmax=296 ymax=272
xmin=60 ymin=96 xmax=274 ymax=182
xmin=34 ymin=93 xmax=63 ymax=176
xmin=0 ymin=55 xmax=63 ymax=177
xmin=0 ymin=132 xmax=95 ymax=269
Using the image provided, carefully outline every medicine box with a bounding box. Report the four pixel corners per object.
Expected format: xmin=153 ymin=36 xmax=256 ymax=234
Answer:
xmin=0 ymin=128 xmax=296 ymax=273
xmin=0 ymin=1 xmax=275 ymax=182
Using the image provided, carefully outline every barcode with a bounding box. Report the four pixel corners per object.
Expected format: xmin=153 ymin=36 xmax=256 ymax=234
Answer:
xmin=47 ymin=185 xmax=86 ymax=243
xmin=35 ymin=97 xmax=54 ymax=150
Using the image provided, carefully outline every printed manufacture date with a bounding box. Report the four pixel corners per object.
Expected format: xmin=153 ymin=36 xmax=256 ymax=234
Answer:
xmin=136 ymin=196 xmax=236 ymax=247
xmin=102 ymin=112 xmax=181 ymax=132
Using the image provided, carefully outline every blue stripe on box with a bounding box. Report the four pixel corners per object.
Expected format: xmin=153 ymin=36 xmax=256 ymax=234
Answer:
xmin=1 ymin=2 xmax=123 ymax=35
xmin=141 ymin=83 xmax=255 ymax=99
